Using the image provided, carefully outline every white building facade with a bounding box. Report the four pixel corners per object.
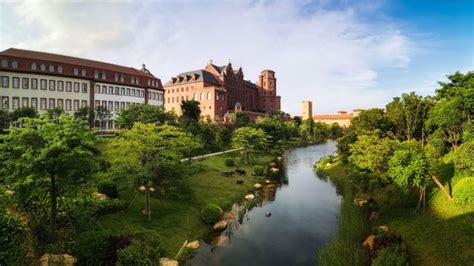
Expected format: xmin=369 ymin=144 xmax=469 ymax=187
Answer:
xmin=0 ymin=48 xmax=164 ymax=130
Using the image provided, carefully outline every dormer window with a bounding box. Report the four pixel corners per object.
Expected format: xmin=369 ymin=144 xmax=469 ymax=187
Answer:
xmin=40 ymin=64 xmax=46 ymax=71
xmin=120 ymin=74 xmax=124 ymax=82
xmin=115 ymin=73 xmax=119 ymax=82
xmin=81 ymin=69 xmax=86 ymax=76
xmin=73 ymin=68 xmax=79 ymax=75
xmin=1 ymin=60 xmax=7 ymax=68
xmin=57 ymin=66 xmax=63 ymax=73
xmin=101 ymin=71 xmax=106 ymax=80
xmin=12 ymin=61 xmax=18 ymax=68
xmin=94 ymin=70 xmax=99 ymax=79
xmin=31 ymin=63 xmax=37 ymax=70
xmin=49 ymin=65 xmax=55 ymax=72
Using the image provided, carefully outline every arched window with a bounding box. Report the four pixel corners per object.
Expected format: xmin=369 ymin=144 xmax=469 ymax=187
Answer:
xmin=31 ymin=63 xmax=37 ymax=70
xmin=57 ymin=66 xmax=63 ymax=73
xmin=40 ymin=64 xmax=46 ymax=71
xmin=49 ymin=65 xmax=55 ymax=72
xmin=207 ymin=92 xmax=212 ymax=100
xmin=193 ymin=93 xmax=197 ymax=100
xmin=12 ymin=61 xmax=18 ymax=68
xmin=200 ymin=93 xmax=203 ymax=100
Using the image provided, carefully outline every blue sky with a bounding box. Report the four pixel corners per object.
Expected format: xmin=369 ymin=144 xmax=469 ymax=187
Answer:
xmin=0 ymin=0 xmax=472 ymax=115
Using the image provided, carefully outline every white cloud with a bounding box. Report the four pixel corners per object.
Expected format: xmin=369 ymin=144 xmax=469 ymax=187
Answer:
xmin=0 ymin=0 xmax=414 ymax=115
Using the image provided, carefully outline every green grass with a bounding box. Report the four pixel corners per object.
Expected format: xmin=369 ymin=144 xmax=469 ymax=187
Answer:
xmin=317 ymin=161 xmax=370 ymax=266
xmin=96 ymin=149 xmax=274 ymax=257
xmin=319 ymin=159 xmax=474 ymax=266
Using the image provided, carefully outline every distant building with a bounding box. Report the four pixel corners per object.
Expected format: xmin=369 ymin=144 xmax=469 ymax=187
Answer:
xmin=163 ymin=60 xmax=281 ymax=121
xmin=301 ymin=100 xmax=312 ymax=120
xmin=313 ymin=109 xmax=364 ymax=128
xmin=0 ymin=48 xmax=164 ymax=130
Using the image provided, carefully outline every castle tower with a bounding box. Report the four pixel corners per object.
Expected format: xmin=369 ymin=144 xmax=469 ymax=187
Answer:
xmin=258 ymin=70 xmax=281 ymax=112
xmin=301 ymin=101 xmax=313 ymax=120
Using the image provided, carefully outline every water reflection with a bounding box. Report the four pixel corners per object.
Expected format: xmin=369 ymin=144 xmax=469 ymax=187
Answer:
xmin=187 ymin=142 xmax=340 ymax=266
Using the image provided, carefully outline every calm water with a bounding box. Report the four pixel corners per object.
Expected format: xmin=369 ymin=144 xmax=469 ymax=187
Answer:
xmin=187 ymin=142 xmax=341 ymax=266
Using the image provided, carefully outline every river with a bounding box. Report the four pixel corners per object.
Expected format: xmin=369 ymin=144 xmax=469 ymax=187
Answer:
xmin=187 ymin=141 xmax=341 ymax=266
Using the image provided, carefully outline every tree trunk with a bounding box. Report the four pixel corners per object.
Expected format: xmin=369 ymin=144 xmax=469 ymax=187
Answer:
xmin=50 ymin=174 xmax=57 ymax=237
xmin=431 ymin=175 xmax=453 ymax=201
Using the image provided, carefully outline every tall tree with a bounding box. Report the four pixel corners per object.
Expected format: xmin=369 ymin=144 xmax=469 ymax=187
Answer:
xmin=10 ymin=107 xmax=37 ymax=123
xmin=180 ymin=100 xmax=201 ymax=122
xmin=232 ymin=127 xmax=269 ymax=164
xmin=115 ymin=104 xmax=176 ymax=129
xmin=95 ymin=106 xmax=112 ymax=131
xmin=1 ymin=115 xmax=98 ymax=235
xmin=216 ymin=127 xmax=233 ymax=151
xmin=109 ymin=123 xmax=199 ymax=221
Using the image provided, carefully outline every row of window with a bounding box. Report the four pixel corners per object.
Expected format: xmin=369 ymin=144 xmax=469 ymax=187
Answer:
xmin=1 ymin=76 xmax=88 ymax=93
xmin=1 ymin=59 xmax=159 ymax=88
xmin=166 ymin=92 xmax=225 ymax=104
xmin=94 ymin=100 xmax=138 ymax=112
xmin=169 ymin=86 xmax=194 ymax=93
xmin=1 ymin=96 xmax=86 ymax=112
xmin=94 ymin=85 xmax=163 ymax=101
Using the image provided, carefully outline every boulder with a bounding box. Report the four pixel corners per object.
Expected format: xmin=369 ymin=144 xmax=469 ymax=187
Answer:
xmin=159 ymin=258 xmax=179 ymax=266
xmin=270 ymin=167 xmax=280 ymax=173
xmin=40 ymin=254 xmax=76 ymax=266
xmin=277 ymin=156 xmax=283 ymax=161
xmin=213 ymin=220 xmax=228 ymax=230
xmin=362 ymin=235 xmax=376 ymax=250
xmin=186 ymin=240 xmax=200 ymax=249
xmin=353 ymin=198 xmax=368 ymax=207
xmin=379 ymin=225 xmax=389 ymax=233
xmin=369 ymin=211 xmax=379 ymax=221
xmin=245 ymin=194 xmax=255 ymax=200
xmin=222 ymin=211 xmax=236 ymax=220
xmin=254 ymin=183 xmax=263 ymax=189
xmin=91 ymin=192 xmax=108 ymax=201
xmin=210 ymin=235 xmax=228 ymax=246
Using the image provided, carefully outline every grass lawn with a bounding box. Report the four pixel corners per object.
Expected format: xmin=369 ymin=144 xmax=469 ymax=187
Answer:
xmin=96 ymin=145 xmax=274 ymax=257
xmin=322 ymin=160 xmax=474 ymax=266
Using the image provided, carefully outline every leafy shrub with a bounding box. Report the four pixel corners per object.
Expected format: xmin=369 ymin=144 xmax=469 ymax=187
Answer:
xmin=253 ymin=166 xmax=264 ymax=176
xmin=453 ymin=177 xmax=474 ymax=206
xmin=104 ymin=235 xmax=132 ymax=264
xmin=372 ymin=244 xmax=408 ymax=266
xmin=454 ymin=141 xmax=474 ymax=172
xmin=225 ymin=158 xmax=235 ymax=167
xmin=319 ymin=156 xmax=334 ymax=167
xmin=0 ymin=209 xmax=25 ymax=265
xmin=73 ymin=230 xmax=110 ymax=265
xmin=97 ymin=179 xmax=119 ymax=199
xmin=116 ymin=237 xmax=161 ymax=266
xmin=200 ymin=203 xmax=222 ymax=224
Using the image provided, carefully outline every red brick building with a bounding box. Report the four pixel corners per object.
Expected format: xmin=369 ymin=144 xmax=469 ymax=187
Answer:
xmin=164 ymin=60 xmax=280 ymax=121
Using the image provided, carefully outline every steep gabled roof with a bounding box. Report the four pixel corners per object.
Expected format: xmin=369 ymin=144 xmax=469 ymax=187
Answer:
xmin=0 ymin=48 xmax=155 ymax=78
xmin=165 ymin=69 xmax=221 ymax=86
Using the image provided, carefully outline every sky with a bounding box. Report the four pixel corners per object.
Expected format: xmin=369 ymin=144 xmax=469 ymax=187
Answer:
xmin=1 ymin=0 xmax=473 ymax=115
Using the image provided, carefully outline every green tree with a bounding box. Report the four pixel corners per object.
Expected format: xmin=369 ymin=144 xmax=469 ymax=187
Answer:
xmin=233 ymin=112 xmax=252 ymax=128
xmin=329 ymin=123 xmax=344 ymax=140
xmin=180 ymin=100 xmax=201 ymax=122
xmin=349 ymin=132 xmax=398 ymax=179
xmin=388 ymin=141 xmax=432 ymax=210
xmin=95 ymin=106 xmax=112 ymax=131
xmin=216 ymin=126 xmax=232 ymax=151
xmin=44 ymin=107 xmax=65 ymax=120
xmin=0 ymin=115 xmax=98 ymax=235
xmin=109 ymin=123 xmax=199 ymax=221
xmin=10 ymin=107 xmax=37 ymax=123
xmin=232 ymin=127 xmax=269 ymax=164
xmin=115 ymin=104 xmax=176 ymax=129
xmin=74 ymin=106 xmax=94 ymax=127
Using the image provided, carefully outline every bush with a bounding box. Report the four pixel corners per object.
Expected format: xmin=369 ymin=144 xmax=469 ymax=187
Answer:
xmin=73 ymin=230 xmax=110 ymax=265
xmin=453 ymin=177 xmax=474 ymax=206
xmin=253 ymin=166 xmax=264 ymax=176
xmin=225 ymin=158 xmax=235 ymax=167
xmin=372 ymin=245 xmax=408 ymax=266
xmin=116 ymin=238 xmax=161 ymax=266
xmin=97 ymin=179 xmax=119 ymax=199
xmin=0 ymin=209 xmax=25 ymax=265
xmin=454 ymin=141 xmax=474 ymax=172
xmin=200 ymin=203 xmax=223 ymax=224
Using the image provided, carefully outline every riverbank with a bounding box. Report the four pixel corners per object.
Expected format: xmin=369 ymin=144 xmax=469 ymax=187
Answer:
xmin=97 ymin=149 xmax=275 ymax=258
xmin=317 ymin=158 xmax=474 ymax=266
